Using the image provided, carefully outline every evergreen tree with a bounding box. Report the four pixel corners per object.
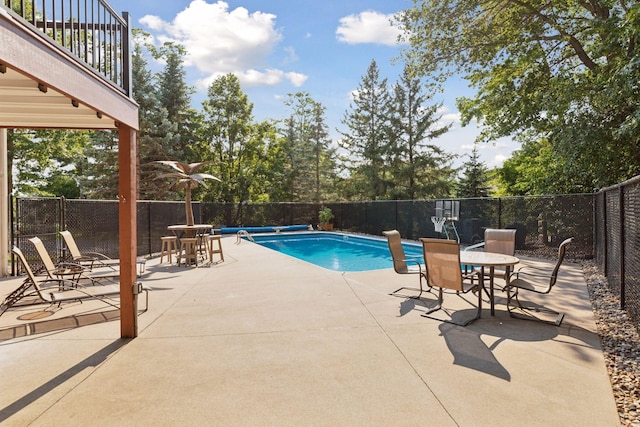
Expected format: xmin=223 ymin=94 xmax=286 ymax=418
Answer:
xmin=81 ymin=130 xmax=119 ymax=199
xmin=282 ymin=92 xmax=337 ymax=202
xmin=456 ymin=145 xmax=491 ymax=198
xmin=339 ymin=60 xmax=394 ymax=200
xmin=151 ymin=42 xmax=199 ymax=163
xmin=131 ymin=30 xmax=178 ymax=200
xmin=390 ymin=66 xmax=454 ymax=199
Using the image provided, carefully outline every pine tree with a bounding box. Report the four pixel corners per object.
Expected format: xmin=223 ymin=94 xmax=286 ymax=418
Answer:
xmin=131 ymin=30 xmax=178 ymax=200
xmin=390 ymin=66 xmax=454 ymax=199
xmin=339 ymin=60 xmax=394 ymax=200
xmin=456 ymin=145 xmax=491 ymax=197
xmin=151 ymin=42 xmax=198 ymax=163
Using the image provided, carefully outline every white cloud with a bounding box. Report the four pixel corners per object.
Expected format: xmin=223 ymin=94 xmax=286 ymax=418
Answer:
xmin=336 ymin=11 xmax=402 ymax=46
xmin=238 ymin=69 xmax=308 ymax=87
xmin=282 ymin=46 xmax=298 ymax=64
xmin=138 ymin=0 xmax=307 ymax=88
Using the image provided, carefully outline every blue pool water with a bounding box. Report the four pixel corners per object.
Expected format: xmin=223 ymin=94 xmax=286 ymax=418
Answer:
xmin=248 ymin=232 xmax=423 ymax=272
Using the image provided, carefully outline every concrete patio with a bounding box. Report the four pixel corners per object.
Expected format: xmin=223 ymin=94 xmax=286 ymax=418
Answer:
xmin=0 ymin=235 xmax=619 ymax=426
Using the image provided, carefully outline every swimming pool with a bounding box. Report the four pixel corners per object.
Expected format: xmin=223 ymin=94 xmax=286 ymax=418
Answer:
xmin=247 ymin=232 xmax=423 ymax=272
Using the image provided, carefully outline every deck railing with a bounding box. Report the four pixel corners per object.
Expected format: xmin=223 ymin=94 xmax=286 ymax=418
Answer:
xmin=2 ymin=0 xmax=130 ymax=95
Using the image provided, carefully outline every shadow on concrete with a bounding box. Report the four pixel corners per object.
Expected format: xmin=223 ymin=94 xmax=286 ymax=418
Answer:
xmin=0 ymin=340 xmax=127 ymax=423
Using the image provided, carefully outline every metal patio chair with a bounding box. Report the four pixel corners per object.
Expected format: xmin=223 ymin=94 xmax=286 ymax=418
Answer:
xmin=383 ymin=230 xmax=429 ymax=299
xmin=505 ymin=237 xmax=573 ymax=326
xmin=60 ymin=230 xmax=119 ymax=271
xmin=465 ymin=228 xmax=517 ymax=286
xmin=420 ymin=238 xmax=482 ymax=326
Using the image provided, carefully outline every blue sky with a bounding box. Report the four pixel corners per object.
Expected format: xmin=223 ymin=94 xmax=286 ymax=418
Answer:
xmin=106 ymin=0 xmax=517 ymax=169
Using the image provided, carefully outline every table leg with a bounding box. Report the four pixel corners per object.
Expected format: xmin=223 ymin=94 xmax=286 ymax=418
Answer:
xmin=489 ymin=266 xmax=495 ymax=316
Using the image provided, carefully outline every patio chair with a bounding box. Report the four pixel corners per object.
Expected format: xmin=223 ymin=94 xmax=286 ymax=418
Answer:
xmin=465 ymin=228 xmax=517 ymax=285
xmin=420 ymin=238 xmax=482 ymax=326
xmin=28 ymin=236 xmax=118 ymax=284
xmin=60 ymin=230 xmax=119 ymax=271
xmin=383 ymin=230 xmax=429 ymax=298
xmin=1 ymin=247 xmax=148 ymax=316
xmin=505 ymin=237 xmax=573 ymax=326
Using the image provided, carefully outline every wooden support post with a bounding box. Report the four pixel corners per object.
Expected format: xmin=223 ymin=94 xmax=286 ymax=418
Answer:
xmin=118 ymin=125 xmax=138 ymax=338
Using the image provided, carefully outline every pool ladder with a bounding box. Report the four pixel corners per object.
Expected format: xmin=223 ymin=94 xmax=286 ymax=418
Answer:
xmin=236 ymin=229 xmax=254 ymax=244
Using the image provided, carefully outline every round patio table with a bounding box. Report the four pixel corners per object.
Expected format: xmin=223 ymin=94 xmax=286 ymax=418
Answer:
xmin=459 ymin=251 xmax=519 ymax=316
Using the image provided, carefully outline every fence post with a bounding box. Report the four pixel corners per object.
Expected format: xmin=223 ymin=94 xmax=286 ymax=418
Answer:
xmin=620 ymin=185 xmax=626 ymax=309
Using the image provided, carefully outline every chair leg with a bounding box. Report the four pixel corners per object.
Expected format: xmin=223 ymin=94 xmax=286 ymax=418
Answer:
xmin=389 ymin=274 xmax=431 ymax=299
xmin=506 ymin=287 xmax=565 ymax=326
xmin=421 ymin=286 xmax=482 ymax=327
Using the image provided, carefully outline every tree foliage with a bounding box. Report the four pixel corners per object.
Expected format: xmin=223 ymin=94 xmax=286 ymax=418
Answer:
xmin=398 ymin=0 xmax=640 ymax=193
xmin=455 ymin=145 xmax=491 ymax=198
xmin=9 ymin=129 xmax=89 ymax=197
xmin=198 ymin=73 xmax=279 ymax=208
xmin=339 ymin=60 xmax=395 ymax=200
xmin=132 ymin=30 xmax=178 ymax=200
xmin=281 ymin=92 xmax=337 ymax=202
xmin=389 ymin=66 xmax=454 ymax=199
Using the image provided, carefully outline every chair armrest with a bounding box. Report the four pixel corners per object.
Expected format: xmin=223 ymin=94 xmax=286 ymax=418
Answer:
xmin=464 ymin=242 xmax=485 ymax=251
xmin=55 ymin=261 xmax=87 ymax=271
xmin=391 ymin=256 xmax=425 ymax=274
xmin=511 ymin=265 xmax=552 ymax=280
xmin=85 ymin=251 xmax=114 ymax=261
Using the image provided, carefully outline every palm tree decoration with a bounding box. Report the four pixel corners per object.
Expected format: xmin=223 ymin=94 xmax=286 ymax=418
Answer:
xmin=155 ymin=161 xmax=221 ymax=226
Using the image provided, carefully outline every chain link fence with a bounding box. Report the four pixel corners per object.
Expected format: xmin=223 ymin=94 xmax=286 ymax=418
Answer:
xmin=14 ymin=195 xmax=594 ymax=271
xmin=595 ymin=176 xmax=640 ymax=325
xmin=20 ymin=191 xmax=640 ymax=325
xmin=12 ymin=189 xmax=640 ymax=324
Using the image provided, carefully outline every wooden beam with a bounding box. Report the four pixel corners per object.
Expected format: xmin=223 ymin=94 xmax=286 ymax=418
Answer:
xmin=118 ymin=125 xmax=138 ymax=338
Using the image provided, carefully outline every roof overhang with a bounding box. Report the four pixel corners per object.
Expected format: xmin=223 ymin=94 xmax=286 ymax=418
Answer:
xmin=0 ymin=9 xmax=138 ymax=130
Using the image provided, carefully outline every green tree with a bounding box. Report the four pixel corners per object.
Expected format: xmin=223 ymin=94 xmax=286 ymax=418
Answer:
xmin=282 ymin=93 xmax=337 ymax=202
xmin=494 ymin=138 xmax=572 ymax=196
xmin=151 ymin=42 xmax=199 ymax=163
xmin=199 ymin=73 xmax=273 ymax=207
xmin=398 ymin=1 xmax=640 ymax=192
xmin=390 ymin=66 xmax=454 ymax=199
xmin=132 ymin=29 xmax=178 ymax=200
xmin=455 ymin=145 xmax=491 ymax=198
xmin=81 ymin=130 xmax=119 ymax=199
xmin=339 ymin=60 xmax=394 ymax=200
xmin=9 ymin=129 xmax=89 ymax=197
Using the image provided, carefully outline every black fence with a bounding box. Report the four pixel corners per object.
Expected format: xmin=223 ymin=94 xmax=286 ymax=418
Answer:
xmin=595 ymin=175 xmax=640 ymax=326
xmin=16 ymin=190 xmax=640 ymax=326
xmin=14 ymin=193 xmax=593 ymax=268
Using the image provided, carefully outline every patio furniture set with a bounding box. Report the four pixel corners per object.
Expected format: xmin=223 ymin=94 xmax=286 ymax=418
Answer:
xmin=384 ymin=228 xmax=572 ymax=327
xmin=1 ymin=231 xmax=149 ymax=316
xmin=162 ymin=224 xmax=224 ymax=266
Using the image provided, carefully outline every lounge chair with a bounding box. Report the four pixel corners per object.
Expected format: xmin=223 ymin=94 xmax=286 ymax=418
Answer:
xmin=28 ymin=236 xmax=118 ymax=284
xmin=60 ymin=230 xmax=146 ymax=276
xmin=383 ymin=230 xmax=429 ymax=298
xmin=505 ymin=237 xmax=573 ymax=326
xmin=420 ymin=238 xmax=482 ymax=326
xmin=1 ymin=247 xmax=148 ymax=316
xmin=60 ymin=230 xmax=119 ymax=270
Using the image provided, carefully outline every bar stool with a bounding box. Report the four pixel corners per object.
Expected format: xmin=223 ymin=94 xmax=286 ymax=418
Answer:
xmin=179 ymin=237 xmax=199 ymax=266
xmin=160 ymin=236 xmax=178 ymax=264
xmin=206 ymin=235 xmax=224 ymax=263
